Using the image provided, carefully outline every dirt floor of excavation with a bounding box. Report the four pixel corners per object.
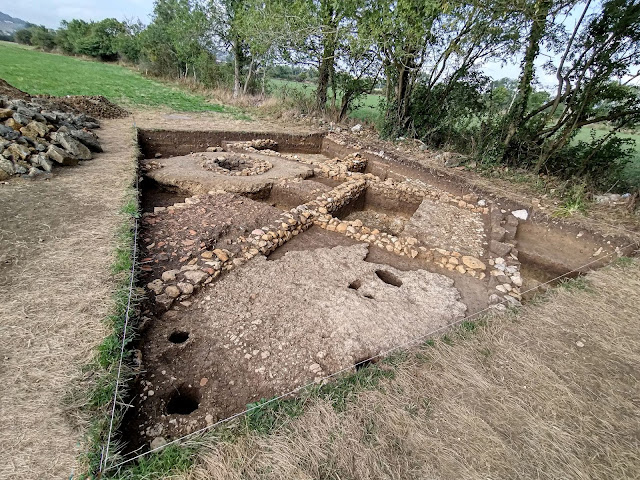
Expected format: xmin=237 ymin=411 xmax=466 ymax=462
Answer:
xmin=270 ymin=226 xmax=491 ymax=316
xmin=126 ymin=241 xmax=467 ymax=451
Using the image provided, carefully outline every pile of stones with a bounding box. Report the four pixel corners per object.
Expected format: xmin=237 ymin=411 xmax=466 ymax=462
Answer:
xmin=200 ymin=153 xmax=273 ymax=176
xmin=0 ymin=96 xmax=102 ymax=180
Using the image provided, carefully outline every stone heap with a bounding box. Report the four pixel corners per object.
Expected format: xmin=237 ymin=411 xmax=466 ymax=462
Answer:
xmin=0 ymin=95 xmax=102 ymax=180
xmin=199 ymin=152 xmax=273 ymax=176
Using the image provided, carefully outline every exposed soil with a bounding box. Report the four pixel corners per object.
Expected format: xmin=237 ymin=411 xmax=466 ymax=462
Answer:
xmin=1 ymin=77 xmax=129 ymax=119
xmin=36 ymin=95 xmax=130 ymax=119
xmin=127 ymin=244 xmax=466 ymax=448
xmin=139 ymin=193 xmax=284 ymax=301
xmin=0 ymin=120 xmax=137 ymax=479
xmin=124 ymin=125 xmax=636 ymax=458
xmin=0 ymin=78 xmax=30 ymax=100
xmin=143 ymin=152 xmax=314 ymax=196
xmin=184 ymin=261 xmax=640 ymax=480
xmin=404 ymin=197 xmax=487 ymax=257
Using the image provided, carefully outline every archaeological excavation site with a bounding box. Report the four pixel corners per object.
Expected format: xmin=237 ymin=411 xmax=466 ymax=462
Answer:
xmin=125 ymin=127 xmax=635 ymax=452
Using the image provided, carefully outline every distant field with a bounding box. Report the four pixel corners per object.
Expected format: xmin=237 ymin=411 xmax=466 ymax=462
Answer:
xmin=573 ymin=127 xmax=640 ymax=188
xmin=269 ymin=78 xmax=383 ymax=124
xmin=0 ymin=41 xmax=226 ymax=113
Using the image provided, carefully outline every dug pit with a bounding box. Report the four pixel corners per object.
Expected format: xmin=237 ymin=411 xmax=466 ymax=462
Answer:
xmin=124 ymin=129 xmax=636 ymax=453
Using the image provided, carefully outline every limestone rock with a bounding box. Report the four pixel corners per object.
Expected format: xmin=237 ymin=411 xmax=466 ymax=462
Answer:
xmin=490 ymin=240 xmax=512 ymax=257
xmin=20 ymin=121 xmax=47 ymax=139
xmin=165 ymin=285 xmax=181 ymax=298
xmin=55 ymin=132 xmax=92 ymax=160
xmin=34 ymin=153 xmax=53 ymax=172
xmin=161 ymin=269 xmax=179 ymax=282
xmin=6 ymin=143 xmax=30 ymax=160
xmin=462 ymin=256 xmax=486 ymax=270
xmin=183 ymin=270 xmax=208 ymax=284
xmin=177 ymin=282 xmax=194 ymax=294
xmin=0 ymin=108 xmax=14 ymax=120
xmin=0 ymin=155 xmax=15 ymax=176
xmin=213 ymin=248 xmax=229 ymax=262
xmin=147 ymin=279 xmax=164 ymax=295
xmin=47 ymin=145 xmax=79 ymax=166
xmin=5 ymin=118 xmax=21 ymax=131
xmin=512 ymin=209 xmax=528 ymax=221
xmin=70 ymin=129 xmax=102 ymax=152
xmin=150 ymin=437 xmax=168 ymax=450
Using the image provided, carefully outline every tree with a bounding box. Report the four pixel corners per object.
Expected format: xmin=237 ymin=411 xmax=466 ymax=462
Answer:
xmin=29 ymin=26 xmax=56 ymax=51
xmin=14 ymin=26 xmax=33 ymax=45
xmin=361 ymin=0 xmax=444 ymax=130
xmin=141 ymin=0 xmax=213 ymax=80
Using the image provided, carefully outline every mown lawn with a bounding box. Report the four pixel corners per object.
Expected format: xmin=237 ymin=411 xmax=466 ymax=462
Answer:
xmin=0 ymin=41 xmax=227 ymax=113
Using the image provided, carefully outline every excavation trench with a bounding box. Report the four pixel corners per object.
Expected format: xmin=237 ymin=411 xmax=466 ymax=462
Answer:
xmin=123 ymin=129 xmax=634 ymax=455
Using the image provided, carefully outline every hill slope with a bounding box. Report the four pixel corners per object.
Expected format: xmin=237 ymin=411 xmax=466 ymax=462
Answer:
xmin=0 ymin=11 xmax=27 ymax=34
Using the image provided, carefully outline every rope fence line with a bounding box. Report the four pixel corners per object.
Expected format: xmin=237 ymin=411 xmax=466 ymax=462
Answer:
xmin=99 ymin=119 xmax=141 ymax=475
xmin=103 ymin=241 xmax=638 ymax=473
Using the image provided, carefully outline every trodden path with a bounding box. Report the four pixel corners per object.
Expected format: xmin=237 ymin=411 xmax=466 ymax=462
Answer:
xmin=0 ymin=119 xmax=136 ymax=479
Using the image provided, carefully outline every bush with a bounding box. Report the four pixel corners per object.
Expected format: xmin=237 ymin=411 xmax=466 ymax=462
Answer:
xmin=382 ymin=72 xmax=490 ymax=152
xmin=548 ymin=134 xmax=635 ymax=191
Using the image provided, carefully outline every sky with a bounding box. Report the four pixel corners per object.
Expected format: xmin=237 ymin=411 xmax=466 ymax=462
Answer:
xmin=0 ymin=0 xmax=155 ymax=29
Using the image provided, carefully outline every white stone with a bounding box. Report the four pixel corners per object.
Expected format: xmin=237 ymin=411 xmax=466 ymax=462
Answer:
xmin=512 ymin=209 xmax=529 ymax=221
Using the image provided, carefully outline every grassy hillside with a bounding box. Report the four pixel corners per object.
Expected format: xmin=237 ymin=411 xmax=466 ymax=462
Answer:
xmin=0 ymin=41 xmax=226 ymax=113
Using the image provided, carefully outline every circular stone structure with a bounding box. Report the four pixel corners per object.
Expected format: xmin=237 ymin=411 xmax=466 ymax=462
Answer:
xmin=201 ymin=152 xmax=273 ymax=176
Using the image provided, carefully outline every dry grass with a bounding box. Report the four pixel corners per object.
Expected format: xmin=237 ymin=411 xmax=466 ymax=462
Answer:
xmin=0 ymin=120 xmax=137 ymax=479
xmin=183 ymin=261 xmax=640 ymax=480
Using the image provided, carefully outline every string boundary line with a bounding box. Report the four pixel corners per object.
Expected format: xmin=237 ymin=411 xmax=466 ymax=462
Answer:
xmin=105 ymin=241 xmax=638 ymax=472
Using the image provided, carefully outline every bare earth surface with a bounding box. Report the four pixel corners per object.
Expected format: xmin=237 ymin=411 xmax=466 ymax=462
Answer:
xmin=129 ymin=243 xmax=466 ymax=445
xmin=404 ymin=197 xmax=487 ymax=257
xmin=184 ymin=260 xmax=640 ymax=480
xmin=0 ymin=120 xmax=136 ymax=479
xmin=133 ymin=110 xmax=321 ymax=134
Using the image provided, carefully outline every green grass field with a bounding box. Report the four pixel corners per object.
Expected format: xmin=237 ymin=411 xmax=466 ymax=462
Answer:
xmin=0 ymin=41 xmax=227 ymax=113
xmin=573 ymin=127 xmax=640 ymax=188
xmin=268 ymin=78 xmax=383 ymax=123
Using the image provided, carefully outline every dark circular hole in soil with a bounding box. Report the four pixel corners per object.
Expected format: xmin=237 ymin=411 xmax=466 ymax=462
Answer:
xmin=348 ymin=279 xmax=362 ymax=290
xmin=375 ymin=269 xmax=402 ymax=287
xmin=168 ymin=330 xmax=189 ymax=344
xmin=215 ymin=155 xmax=250 ymax=171
xmin=166 ymin=388 xmax=200 ymax=415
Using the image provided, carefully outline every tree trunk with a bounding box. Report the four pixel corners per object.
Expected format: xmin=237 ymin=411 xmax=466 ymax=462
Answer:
xmin=316 ymin=0 xmax=336 ymax=112
xmin=243 ymin=59 xmax=255 ymax=95
xmin=233 ymin=37 xmax=242 ymax=98
xmin=502 ymin=0 xmax=552 ymax=152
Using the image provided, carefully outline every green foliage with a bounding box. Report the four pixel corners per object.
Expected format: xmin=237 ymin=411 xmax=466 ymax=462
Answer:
xmin=553 ymin=183 xmax=589 ymax=217
xmin=29 ymin=25 xmax=56 ymax=51
xmin=13 ymin=28 xmax=33 ymax=45
xmin=109 ymin=445 xmax=195 ymax=480
xmin=551 ymin=133 xmax=635 ymax=190
xmin=404 ymin=72 xmax=489 ymax=150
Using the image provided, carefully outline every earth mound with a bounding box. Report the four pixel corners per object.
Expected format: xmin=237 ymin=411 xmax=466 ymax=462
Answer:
xmin=0 ymin=78 xmax=130 ymax=119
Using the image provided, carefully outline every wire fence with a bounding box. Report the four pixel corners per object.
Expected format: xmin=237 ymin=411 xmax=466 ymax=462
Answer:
xmin=99 ymin=134 xmax=141 ymax=475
